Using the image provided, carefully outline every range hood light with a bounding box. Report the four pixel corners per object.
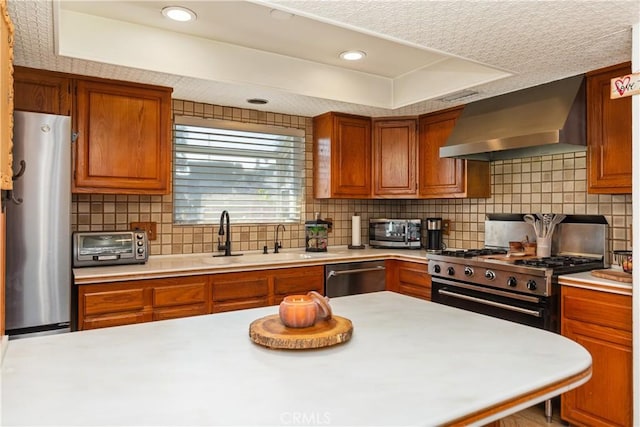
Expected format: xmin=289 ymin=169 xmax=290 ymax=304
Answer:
xmin=247 ymin=98 xmax=268 ymax=105
xmin=162 ymin=6 xmax=197 ymax=22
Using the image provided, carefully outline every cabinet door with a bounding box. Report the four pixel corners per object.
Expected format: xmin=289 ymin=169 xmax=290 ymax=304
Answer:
xmin=561 ymin=287 xmax=633 ymax=426
xmin=272 ymin=266 xmax=324 ymax=304
xmin=386 ymin=260 xmax=431 ymax=301
xmin=587 ymin=63 xmax=632 ymax=194
xmin=13 ymin=66 xmax=72 ymax=116
xmin=73 ymin=79 xmax=172 ymax=194
xmin=314 ymin=112 xmax=371 ymax=198
xmin=152 ymin=278 xmax=209 ymax=321
xmin=372 ymin=119 xmax=417 ymax=197
xmin=418 ymin=108 xmax=490 ymax=198
xmin=211 ymin=271 xmax=270 ymax=313
xmin=1 ymin=0 xmax=12 ymax=192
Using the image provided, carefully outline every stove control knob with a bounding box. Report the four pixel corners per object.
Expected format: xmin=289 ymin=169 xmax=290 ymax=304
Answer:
xmin=433 ymin=265 xmax=441 ymax=274
xmin=464 ymin=266 xmax=474 ymax=277
xmin=447 ymin=267 xmax=455 ymax=276
xmin=507 ymin=276 xmax=517 ymax=287
xmin=484 ymin=270 xmax=496 ymax=281
xmin=526 ymin=280 xmax=537 ymax=291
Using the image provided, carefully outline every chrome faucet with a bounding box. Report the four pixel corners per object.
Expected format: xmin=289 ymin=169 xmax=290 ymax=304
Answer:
xmin=217 ymin=210 xmax=232 ymax=256
xmin=274 ymin=224 xmax=286 ymax=253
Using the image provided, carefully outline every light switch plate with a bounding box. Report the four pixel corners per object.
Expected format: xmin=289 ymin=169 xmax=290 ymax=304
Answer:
xmin=442 ymin=220 xmax=451 ymax=235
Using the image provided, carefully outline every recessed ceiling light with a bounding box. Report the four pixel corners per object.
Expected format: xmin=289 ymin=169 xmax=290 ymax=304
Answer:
xmin=270 ymin=9 xmax=294 ymax=20
xmin=161 ymin=6 xmax=197 ymax=22
xmin=247 ymin=98 xmax=268 ymax=105
xmin=339 ymin=50 xmax=366 ymax=61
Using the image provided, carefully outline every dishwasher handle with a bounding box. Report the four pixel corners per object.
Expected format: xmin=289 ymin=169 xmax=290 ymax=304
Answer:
xmin=326 ymin=265 xmax=385 ymax=279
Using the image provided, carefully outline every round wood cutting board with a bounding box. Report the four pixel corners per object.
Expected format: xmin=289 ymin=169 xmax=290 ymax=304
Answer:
xmin=249 ymin=315 xmax=353 ymax=350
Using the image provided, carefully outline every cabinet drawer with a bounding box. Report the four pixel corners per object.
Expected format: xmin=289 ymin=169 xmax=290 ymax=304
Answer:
xmin=82 ymin=311 xmax=148 ymax=330
xmin=212 ymin=277 xmax=269 ymax=301
xmin=212 ymin=298 xmax=269 ymax=313
xmin=83 ymin=288 xmax=145 ymax=316
xmin=153 ymin=304 xmax=208 ymax=321
xmin=153 ymin=283 xmax=206 ymax=308
xmin=398 ymin=266 xmax=431 ymax=287
xmin=562 ymin=288 xmax=631 ymax=332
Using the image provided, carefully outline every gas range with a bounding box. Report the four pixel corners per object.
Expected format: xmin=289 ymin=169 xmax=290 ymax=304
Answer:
xmin=428 ymin=250 xmax=604 ymax=297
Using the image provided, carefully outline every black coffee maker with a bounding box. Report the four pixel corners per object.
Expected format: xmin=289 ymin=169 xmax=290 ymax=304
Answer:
xmin=425 ymin=218 xmax=443 ymax=253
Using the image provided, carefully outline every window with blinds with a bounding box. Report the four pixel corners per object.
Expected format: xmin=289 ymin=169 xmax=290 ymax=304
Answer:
xmin=173 ymin=116 xmax=305 ymax=225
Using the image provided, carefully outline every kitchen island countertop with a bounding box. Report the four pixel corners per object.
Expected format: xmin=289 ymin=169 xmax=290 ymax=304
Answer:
xmin=73 ymin=246 xmax=428 ymax=284
xmin=1 ymin=292 xmax=591 ymax=426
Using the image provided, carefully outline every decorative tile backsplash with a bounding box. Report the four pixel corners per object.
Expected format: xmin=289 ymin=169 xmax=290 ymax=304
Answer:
xmin=72 ymin=100 xmax=632 ymax=263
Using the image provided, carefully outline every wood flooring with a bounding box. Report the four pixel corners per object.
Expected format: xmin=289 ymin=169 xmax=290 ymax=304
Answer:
xmin=499 ymin=403 xmax=566 ymax=426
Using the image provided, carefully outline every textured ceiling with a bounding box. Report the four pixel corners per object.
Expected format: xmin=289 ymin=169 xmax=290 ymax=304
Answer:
xmin=8 ymin=0 xmax=640 ymax=118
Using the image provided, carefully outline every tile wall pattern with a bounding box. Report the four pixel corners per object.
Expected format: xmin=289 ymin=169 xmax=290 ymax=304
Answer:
xmin=71 ymin=100 xmax=633 ymax=263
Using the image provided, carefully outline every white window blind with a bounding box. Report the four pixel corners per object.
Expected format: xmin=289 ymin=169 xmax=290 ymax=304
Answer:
xmin=173 ymin=116 xmax=305 ymax=225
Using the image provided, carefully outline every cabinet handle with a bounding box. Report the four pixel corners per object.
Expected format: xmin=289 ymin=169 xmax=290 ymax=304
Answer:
xmin=326 ymin=266 xmax=385 ymax=278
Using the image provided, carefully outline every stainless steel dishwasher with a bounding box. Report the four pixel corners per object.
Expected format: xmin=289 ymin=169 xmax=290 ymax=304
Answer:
xmin=325 ymin=261 xmax=386 ymax=297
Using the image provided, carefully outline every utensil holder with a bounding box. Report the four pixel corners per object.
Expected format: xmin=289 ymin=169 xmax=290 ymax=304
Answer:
xmin=537 ymin=237 xmax=551 ymax=257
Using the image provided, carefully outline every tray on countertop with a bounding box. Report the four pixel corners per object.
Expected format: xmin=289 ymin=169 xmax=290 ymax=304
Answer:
xmin=249 ymin=315 xmax=353 ymax=350
xmin=590 ymin=269 xmax=632 ymax=283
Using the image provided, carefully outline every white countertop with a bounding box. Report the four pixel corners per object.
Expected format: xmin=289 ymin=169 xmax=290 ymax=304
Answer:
xmin=73 ymin=246 xmax=428 ymax=284
xmin=559 ymin=269 xmax=633 ymax=296
xmin=1 ymin=292 xmax=591 ymax=426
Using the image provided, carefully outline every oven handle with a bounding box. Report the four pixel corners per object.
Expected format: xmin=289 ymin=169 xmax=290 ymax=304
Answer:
xmin=433 ymin=278 xmax=542 ymax=303
xmin=437 ymin=289 xmax=543 ymax=318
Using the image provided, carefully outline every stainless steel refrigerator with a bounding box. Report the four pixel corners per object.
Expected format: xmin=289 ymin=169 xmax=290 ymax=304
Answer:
xmin=6 ymin=111 xmax=71 ymax=337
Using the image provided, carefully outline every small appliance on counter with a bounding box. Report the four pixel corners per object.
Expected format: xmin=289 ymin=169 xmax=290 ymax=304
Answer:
xmin=73 ymin=230 xmax=149 ymax=267
xmin=305 ymin=219 xmax=331 ymax=252
xmin=424 ymin=218 xmax=444 ymax=253
xmin=368 ymin=218 xmax=421 ymax=249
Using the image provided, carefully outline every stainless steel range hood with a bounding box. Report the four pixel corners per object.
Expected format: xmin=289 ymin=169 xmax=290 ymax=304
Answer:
xmin=440 ymin=75 xmax=586 ymax=161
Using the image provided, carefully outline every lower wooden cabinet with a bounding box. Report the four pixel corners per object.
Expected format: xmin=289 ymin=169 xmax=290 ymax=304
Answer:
xmin=78 ymin=276 xmax=210 ymax=330
xmin=386 ymin=260 xmax=431 ymax=301
xmin=561 ymin=286 xmax=632 ymax=426
xmin=77 ymin=266 xmax=325 ymax=330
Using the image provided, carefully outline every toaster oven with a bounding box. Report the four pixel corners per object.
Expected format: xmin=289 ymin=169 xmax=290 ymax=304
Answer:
xmin=368 ymin=219 xmax=422 ymax=249
xmin=72 ymin=231 xmax=149 ymax=267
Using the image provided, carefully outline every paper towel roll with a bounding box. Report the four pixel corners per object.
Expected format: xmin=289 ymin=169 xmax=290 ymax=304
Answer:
xmin=351 ymin=215 xmax=361 ymax=247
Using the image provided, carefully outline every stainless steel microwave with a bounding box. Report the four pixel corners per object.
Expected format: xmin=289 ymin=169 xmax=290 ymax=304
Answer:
xmin=72 ymin=231 xmax=149 ymax=267
xmin=368 ymin=219 xmax=422 ymax=249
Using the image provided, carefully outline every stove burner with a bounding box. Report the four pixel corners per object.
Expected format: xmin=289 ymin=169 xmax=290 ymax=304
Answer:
xmin=441 ymin=249 xmax=507 ymax=258
xmin=514 ymin=256 xmax=602 ymax=268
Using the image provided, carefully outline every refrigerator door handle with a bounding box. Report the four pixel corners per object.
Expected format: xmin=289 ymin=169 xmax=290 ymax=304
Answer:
xmin=12 ymin=159 xmax=26 ymax=180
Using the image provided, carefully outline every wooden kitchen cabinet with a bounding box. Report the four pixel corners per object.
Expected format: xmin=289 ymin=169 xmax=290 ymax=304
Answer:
xmin=77 ymin=276 xmax=210 ymax=330
xmin=313 ymin=112 xmax=372 ymax=198
xmin=13 ymin=67 xmax=173 ymax=195
xmin=13 ymin=66 xmax=72 ymax=116
xmin=386 ymin=260 xmax=431 ymax=301
xmin=0 ymin=0 xmax=13 ymax=193
xmin=272 ymin=265 xmax=324 ymax=304
xmin=561 ymin=286 xmax=632 ymax=426
xmin=372 ymin=118 xmax=418 ymax=197
xmin=211 ymin=266 xmax=324 ymax=312
xmin=587 ymin=62 xmax=632 ymax=194
xmin=418 ymin=108 xmax=490 ymax=198
xmin=74 ymin=78 xmax=172 ymax=194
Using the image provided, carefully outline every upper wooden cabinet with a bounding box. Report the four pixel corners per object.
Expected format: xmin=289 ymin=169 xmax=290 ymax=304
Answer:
xmin=13 ymin=66 xmax=71 ymax=116
xmin=313 ymin=112 xmax=372 ymax=198
xmin=74 ymin=78 xmax=172 ymax=194
xmin=418 ymin=108 xmax=491 ymax=198
xmin=586 ymin=62 xmax=632 ymax=194
xmin=13 ymin=67 xmax=173 ymax=195
xmin=372 ymin=118 xmax=418 ymax=197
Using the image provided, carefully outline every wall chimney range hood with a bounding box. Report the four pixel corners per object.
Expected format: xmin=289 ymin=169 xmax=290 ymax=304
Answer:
xmin=440 ymin=75 xmax=586 ymax=161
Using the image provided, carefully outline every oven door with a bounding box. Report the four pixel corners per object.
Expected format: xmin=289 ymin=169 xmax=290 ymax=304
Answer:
xmin=431 ymin=278 xmax=556 ymax=331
